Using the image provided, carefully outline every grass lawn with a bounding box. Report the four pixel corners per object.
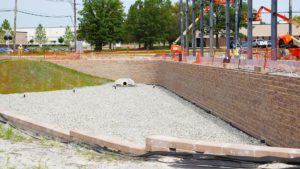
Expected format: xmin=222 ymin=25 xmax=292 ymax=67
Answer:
xmin=0 ymin=59 xmax=112 ymax=94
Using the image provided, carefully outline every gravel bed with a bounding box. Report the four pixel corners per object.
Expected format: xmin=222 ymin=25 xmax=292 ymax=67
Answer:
xmin=0 ymin=84 xmax=262 ymax=145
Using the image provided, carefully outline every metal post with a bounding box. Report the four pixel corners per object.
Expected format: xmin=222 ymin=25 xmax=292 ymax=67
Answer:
xmin=200 ymin=0 xmax=204 ymax=57
xmin=186 ymin=0 xmax=189 ymax=57
xmin=271 ymin=0 xmax=277 ymax=60
xmin=13 ymin=0 xmax=17 ymax=50
xmin=234 ymin=0 xmax=243 ymax=48
xmin=74 ymin=0 xmax=77 ymax=52
xmin=209 ymin=0 xmax=214 ymax=57
xmin=180 ymin=0 xmax=184 ymax=61
xmin=247 ymin=0 xmax=253 ymax=59
xmin=234 ymin=0 xmax=239 ymax=47
xmin=226 ymin=0 xmax=230 ymax=58
xmin=289 ymin=0 xmax=292 ymax=35
xmin=192 ymin=0 xmax=196 ymax=57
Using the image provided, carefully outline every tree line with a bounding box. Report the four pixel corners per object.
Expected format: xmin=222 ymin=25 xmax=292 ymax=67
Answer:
xmin=2 ymin=0 xmax=297 ymax=50
xmin=78 ymin=0 xmax=251 ymax=50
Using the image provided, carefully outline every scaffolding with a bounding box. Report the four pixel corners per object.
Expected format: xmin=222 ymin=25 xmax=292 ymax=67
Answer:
xmin=175 ymin=0 xmax=295 ymax=62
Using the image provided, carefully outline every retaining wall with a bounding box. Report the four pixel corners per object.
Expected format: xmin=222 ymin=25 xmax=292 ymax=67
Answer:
xmin=52 ymin=59 xmax=160 ymax=84
xmin=52 ymin=59 xmax=300 ymax=148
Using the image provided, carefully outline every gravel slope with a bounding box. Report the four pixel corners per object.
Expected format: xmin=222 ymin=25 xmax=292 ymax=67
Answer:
xmin=0 ymin=84 xmax=262 ymax=145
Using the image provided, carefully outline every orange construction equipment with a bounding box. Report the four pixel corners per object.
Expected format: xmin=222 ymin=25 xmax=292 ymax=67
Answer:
xmin=254 ymin=6 xmax=300 ymax=58
xmin=214 ymin=0 xmax=235 ymax=4
xmin=171 ymin=44 xmax=181 ymax=53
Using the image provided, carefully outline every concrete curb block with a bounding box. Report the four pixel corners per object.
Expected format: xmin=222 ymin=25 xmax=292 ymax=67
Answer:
xmin=146 ymin=135 xmax=300 ymax=159
xmin=0 ymin=109 xmax=70 ymax=142
xmin=0 ymin=109 xmax=146 ymax=156
xmin=70 ymin=130 xmax=146 ymax=155
xmin=1 ymin=108 xmax=300 ymax=159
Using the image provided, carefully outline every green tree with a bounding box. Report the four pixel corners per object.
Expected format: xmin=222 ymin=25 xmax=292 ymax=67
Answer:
xmin=140 ymin=0 xmax=172 ymax=49
xmin=123 ymin=0 xmax=143 ymax=48
xmin=0 ymin=19 xmax=12 ymax=44
xmin=78 ymin=0 xmax=125 ymax=50
xmin=58 ymin=37 xmax=64 ymax=44
xmin=35 ymin=24 xmax=47 ymax=46
xmin=201 ymin=2 xmax=248 ymax=48
xmin=63 ymin=26 xmax=74 ymax=46
xmin=293 ymin=15 xmax=300 ymax=22
xmin=293 ymin=16 xmax=300 ymax=28
xmin=1 ymin=19 xmax=12 ymax=31
xmin=0 ymin=27 xmax=5 ymax=44
xmin=165 ymin=2 xmax=181 ymax=47
xmin=124 ymin=0 xmax=172 ymax=49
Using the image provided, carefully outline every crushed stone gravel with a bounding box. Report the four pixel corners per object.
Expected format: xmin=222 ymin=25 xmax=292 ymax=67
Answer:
xmin=0 ymin=83 xmax=262 ymax=145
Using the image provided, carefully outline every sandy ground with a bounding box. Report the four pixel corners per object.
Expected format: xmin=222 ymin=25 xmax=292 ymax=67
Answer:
xmin=0 ymin=139 xmax=296 ymax=169
xmin=0 ymin=137 xmax=172 ymax=169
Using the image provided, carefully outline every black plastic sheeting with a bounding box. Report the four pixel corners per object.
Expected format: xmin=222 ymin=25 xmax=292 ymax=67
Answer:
xmin=140 ymin=152 xmax=300 ymax=169
xmin=90 ymin=144 xmax=300 ymax=168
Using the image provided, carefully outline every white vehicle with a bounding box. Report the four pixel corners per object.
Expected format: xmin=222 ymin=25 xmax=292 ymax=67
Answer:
xmin=252 ymin=39 xmax=268 ymax=48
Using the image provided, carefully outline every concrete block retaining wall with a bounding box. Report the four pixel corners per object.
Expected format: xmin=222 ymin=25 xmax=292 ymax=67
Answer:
xmin=158 ymin=62 xmax=300 ymax=148
xmin=52 ymin=59 xmax=300 ymax=149
xmin=52 ymin=60 xmax=161 ymax=84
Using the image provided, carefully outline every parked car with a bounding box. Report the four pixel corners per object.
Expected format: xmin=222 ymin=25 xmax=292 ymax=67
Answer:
xmin=267 ymin=40 xmax=271 ymax=47
xmin=239 ymin=41 xmax=250 ymax=53
xmin=0 ymin=48 xmax=6 ymax=53
xmin=6 ymin=48 xmax=13 ymax=53
xmin=241 ymin=41 xmax=248 ymax=48
xmin=23 ymin=48 xmax=32 ymax=52
xmin=252 ymin=39 xmax=268 ymax=48
xmin=0 ymin=48 xmax=13 ymax=53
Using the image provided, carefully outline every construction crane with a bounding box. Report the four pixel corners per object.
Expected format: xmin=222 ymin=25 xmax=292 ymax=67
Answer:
xmin=171 ymin=0 xmax=235 ymax=54
xmin=254 ymin=6 xmax=300 ymax=58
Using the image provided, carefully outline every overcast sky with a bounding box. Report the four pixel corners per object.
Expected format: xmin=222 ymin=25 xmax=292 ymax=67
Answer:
xmin=0 ymin=0 xmax=299 ymax=28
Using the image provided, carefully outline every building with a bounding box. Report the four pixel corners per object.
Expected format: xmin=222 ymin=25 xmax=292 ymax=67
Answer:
xmin=16 ymin=26 xmax=92 ymax=50
xmin=17 ymin=26 xmax=75 ymax=45
xmin=240 ymin=24 xmax=300 ymax=39
xmin=15 ymin=31 xmax=28 ymax=45
xmin=0 ymin=31 xmax=27 ymax=48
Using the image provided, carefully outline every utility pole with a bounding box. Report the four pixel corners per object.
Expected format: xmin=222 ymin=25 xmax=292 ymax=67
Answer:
xmin=200 ymin=0 xmax=204 ymax=57
xmin=192 ymin=0 xmax=196 ymax=57
xmin=271 ymin=0 xmax=277 ymax=60
xmin=13 ymin=0 xmax=18 ymax=50
xmin=180 ymin=0 xmax=184 ymax=62
xmin=289 ymin=0 xmax=293 ymax=35
xmin=74 ymin=0 xmax=77 ymax=52
xmin=247 ymin=0 xmax=253 ymax=59
xmin=209 ymin=0 xmax=214 ymax=57
xmin=185 ymin=0 xmax=189 ymax=57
